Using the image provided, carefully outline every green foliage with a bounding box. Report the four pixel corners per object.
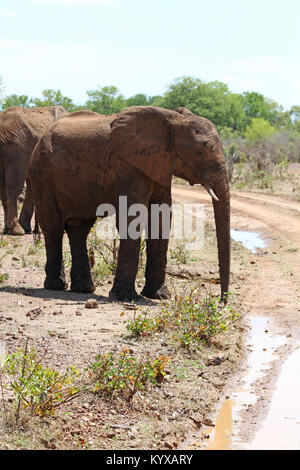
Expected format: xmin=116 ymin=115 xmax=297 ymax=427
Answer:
xmin=241 ymin=91 xmax=283 ymax=126
xmin=32 ymin=89 xmax=76 ymax=111
xmin=0 ymin=272 xmax=9 ymax=283
xmin=126 ymin=93 xmax=150 ymax=107
xmin=87 ymin=227 xmax=146 ymax=283
xmin=159 ymin=77 xmax=248 ymax=133
xmin=170 ymin=240 xmax=190 ymax=265
xmin=1 ymin=344 xmax=83 ymax=420
xmin=86 ymin=85 xmax=126 ymax=114
xmin=87 ymin=229 xmax=117 ymax=283
xmin=125 ymin=285 xmax=239 ymax=350
xmin=162 ymin=288 xmax=239 ymax=349
xmin=2 ymin=94 xmax=33 ymax=109
xmin=244 ymin=118 xmax=276 ymax=141
xmin=87 ymin=348 xmax=171 ymax=400
xmin=124 ymin=308 xmax=161 ymax=338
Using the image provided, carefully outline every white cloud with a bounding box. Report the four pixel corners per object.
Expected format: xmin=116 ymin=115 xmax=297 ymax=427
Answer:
xmin=18 ymin=0 xmax=118 ymax=5
xmin=0 ymin=9 xmax=16 ymax=19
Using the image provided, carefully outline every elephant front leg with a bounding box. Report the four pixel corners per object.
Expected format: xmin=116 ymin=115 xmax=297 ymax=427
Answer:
xmin=140 ymin=204 xmax=171 ymax=300
xmin=44 ymin=232 xmax=67 ymax=290
xmin=141 ymin=238 xmax=171 ymax=300
xmin=66 ymin=218 xmax=96 ymax=293
xmin=109 ymin=237 xmax=141 ymax=301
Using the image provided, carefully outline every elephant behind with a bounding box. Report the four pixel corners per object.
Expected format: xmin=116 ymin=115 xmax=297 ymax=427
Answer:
xmin=0 ymin=105 xmax=68 ymax=235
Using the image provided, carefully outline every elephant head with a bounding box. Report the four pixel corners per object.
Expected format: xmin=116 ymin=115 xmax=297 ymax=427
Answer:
xmin=110 ymin=106 xmax=230 ymax=300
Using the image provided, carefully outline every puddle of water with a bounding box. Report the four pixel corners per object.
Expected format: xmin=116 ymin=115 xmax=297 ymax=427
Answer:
xmin=247 ymin=348 xmax=300 ymax=450
xmin=241 ymin=317 xmax=286 ymax=388
xmin=205 ymin=399 xmax=234 ymax=450
xmin=231 ymin=229 xmax=266 ymax=253
xmin=186 ymin=316 xmax=295 ymax=450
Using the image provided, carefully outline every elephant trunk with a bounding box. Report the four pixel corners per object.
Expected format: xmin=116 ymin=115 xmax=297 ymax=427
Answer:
xmin=211 ymin=177 xmax=230 ymax=302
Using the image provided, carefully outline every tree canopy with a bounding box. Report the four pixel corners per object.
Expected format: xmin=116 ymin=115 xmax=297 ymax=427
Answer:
xmin=0 ymin=75 xmax=298 ymax=137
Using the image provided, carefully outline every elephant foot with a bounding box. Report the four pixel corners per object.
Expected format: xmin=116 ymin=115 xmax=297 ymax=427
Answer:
xmin=19 ymin=220 xmax=32 ymax=234
xmin=141 ymin=285 xmax=171 ymax=300
xmin=70 ymin=280 xmax=95 ymax=293
xmin=3 ymin=226 xmax=9 ymax=235
xmin=44 ymin=277 xmax=68 ymax=291
xmin=109 ymin=283 xmax=140 ymax=302
xmin=20 ymin=225 xmax=32 ymax=234
xmin=8 ymin=223 xmax=25 ymax=236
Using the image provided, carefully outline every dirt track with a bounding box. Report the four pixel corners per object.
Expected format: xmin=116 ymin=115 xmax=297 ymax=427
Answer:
xmin=172 ymin=184 xmax=300 ymax=449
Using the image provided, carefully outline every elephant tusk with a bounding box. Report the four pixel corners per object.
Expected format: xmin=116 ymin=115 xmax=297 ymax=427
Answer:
xmin=206 ymin=187 xmax=219 ymax=202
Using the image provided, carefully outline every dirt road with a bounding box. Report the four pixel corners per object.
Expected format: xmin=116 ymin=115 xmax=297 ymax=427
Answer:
xmin=172 ymin=184 xmax=300 ymax=449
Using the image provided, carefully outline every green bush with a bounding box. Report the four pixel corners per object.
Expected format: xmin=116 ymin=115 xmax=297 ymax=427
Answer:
xmin=125 ymin=284 xmax=239 ymax=349
xmin=1 ymin=343 xmax=83 ymax=421
xmin=87 ymin=348 xmax=171 ymax=401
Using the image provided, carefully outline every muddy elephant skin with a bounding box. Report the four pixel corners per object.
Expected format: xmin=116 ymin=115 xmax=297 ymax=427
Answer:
xmin=29 ymin=106 xmax=230 ymax=301
xmin=0 ymin=105 xmax=68 ymax=235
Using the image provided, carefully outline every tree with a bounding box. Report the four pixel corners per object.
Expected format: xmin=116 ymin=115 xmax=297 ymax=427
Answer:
xmin=32 ymin=89 xmax=76 ymax=111
xmin=159 ymin=77 xmax=247 ymax=133
xmin=86 ymin=86 xmax=126 ymax=114
xmin=126 ymin=93 xmax=149 ymax=107
xmin=244 ymin=118 xmax=276 ymax=142
xmin=240 ymin=92 xmax=284 ymax=127
xmin=2 ymin=94 xmax=32 ymax=109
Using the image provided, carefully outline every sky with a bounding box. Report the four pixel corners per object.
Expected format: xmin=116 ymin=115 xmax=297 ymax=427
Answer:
xmin=0 ymin=0 xmax=299 ymax=109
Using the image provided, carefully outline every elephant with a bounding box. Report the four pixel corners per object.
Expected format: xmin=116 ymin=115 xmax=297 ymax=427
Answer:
xmin=0 ymin=105 xmax=68 ymax=235
xmin=29 ymin=106 xmax=230 ymax=301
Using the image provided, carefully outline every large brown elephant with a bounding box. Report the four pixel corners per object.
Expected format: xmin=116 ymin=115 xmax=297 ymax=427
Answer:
xmin=0 ymin=105 xmax=67 ymax=235
xmin=29 ymin=106 xmax=230 ymax=301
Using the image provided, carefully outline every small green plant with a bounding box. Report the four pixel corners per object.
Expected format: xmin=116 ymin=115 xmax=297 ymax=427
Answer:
xmin=162 ymin=287 xmax=239 ymax=349
xmin=124 ymin=284 xmax=239 ymax=349
xmin=87 ymin=229 xmax=118 ymax=283
xmin=0 ymin=272 xmax=9 ymax=283
xmin=27 ymin=244 xmax=40 ymax=256
xmin=170 ymin=241 xmax=190 ymax=265
xmin=124 ymin=309 xmax=161 ymax=338
xmin=87 ymin=348 xmax=171 ymax=401
xmin=1 ymin=340 xmax=84 ymax=422
xmin=91 ymin=259 xmax=112 ymax=282
xmin=0 ymin=236 xmax=9 ymax=247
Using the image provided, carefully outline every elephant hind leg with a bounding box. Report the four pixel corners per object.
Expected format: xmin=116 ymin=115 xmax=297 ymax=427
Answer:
xmin=44 ymin=229 xmax=67 ymax=291
xmin=1 ymin=195 xmax=9 ymax=234
xmin=4 ymin=171 xmax=25 ymax=236
xmin=19 ymin=180 xmax=34 ymax=234
xmin=6 ymin=200 xmax=25 ymax=235
xmin=66 ymin=218 xmax=96 ymax=293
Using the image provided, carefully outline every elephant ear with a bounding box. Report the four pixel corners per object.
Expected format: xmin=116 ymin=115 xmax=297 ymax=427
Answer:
xmin=110 ymin=106 xmax=174 ymax=188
